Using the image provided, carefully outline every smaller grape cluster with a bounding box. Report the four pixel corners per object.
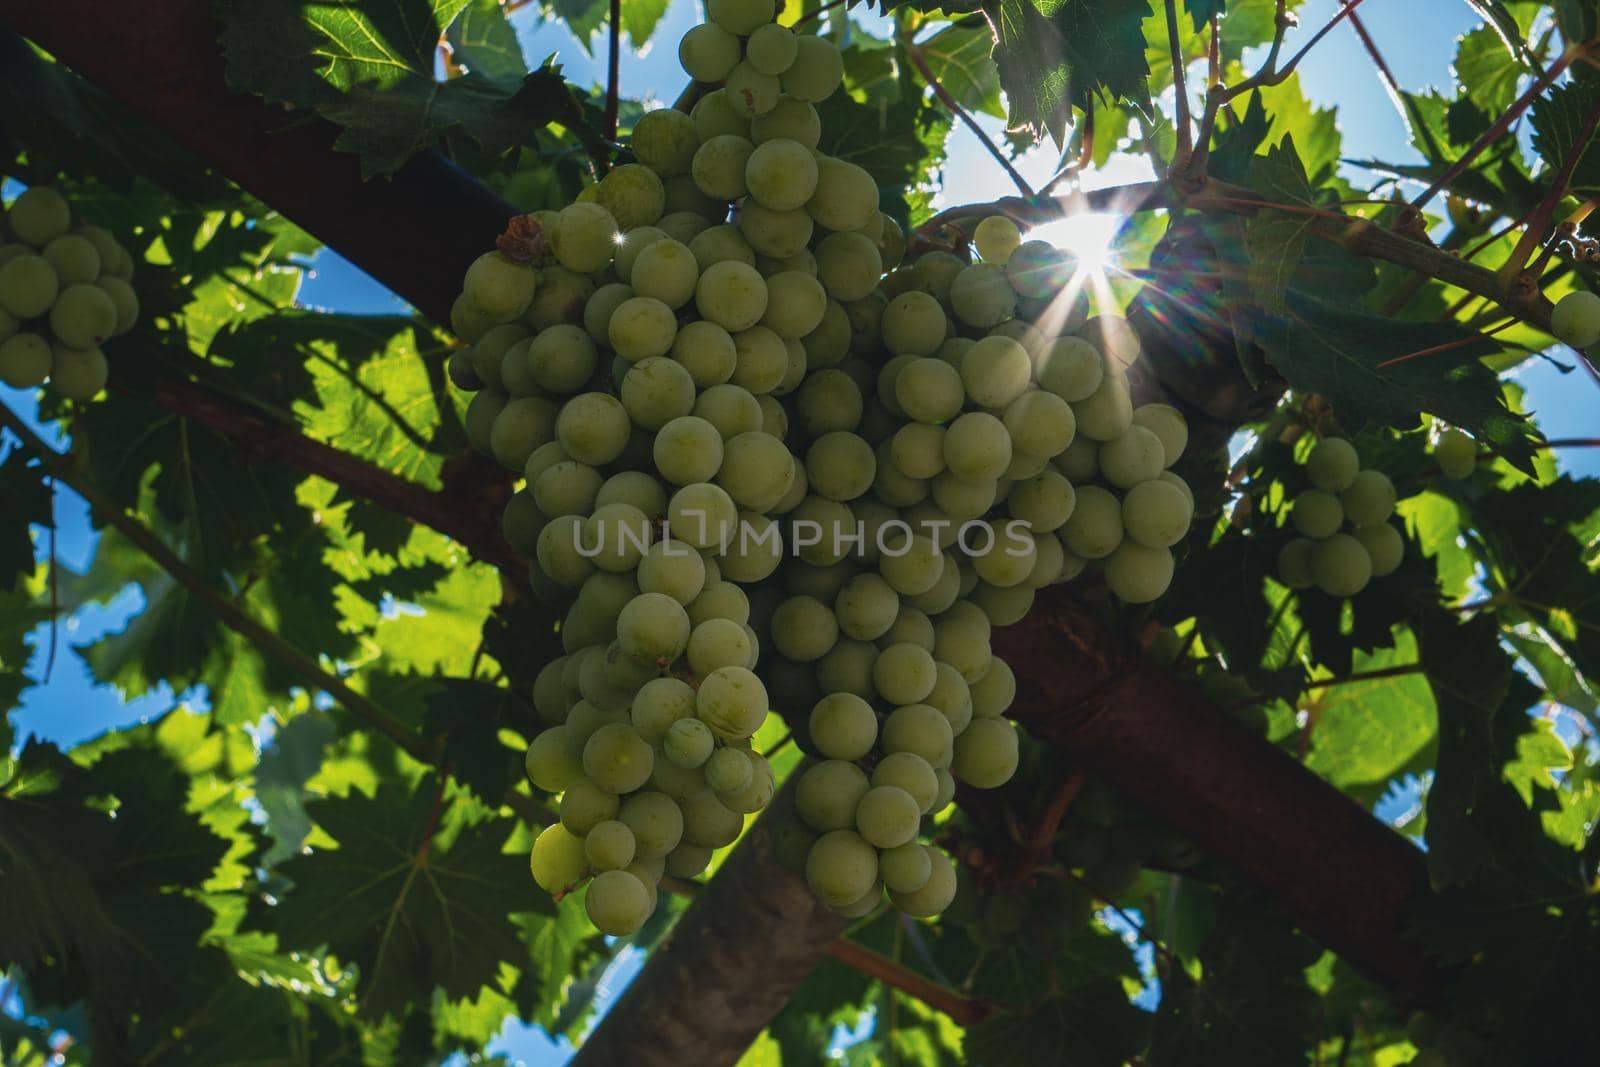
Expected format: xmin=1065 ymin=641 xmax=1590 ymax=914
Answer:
xmin=0 ymin=187 xmax=140 ymax=399
xmin=1276 ymin=437 xmax=1402 ymax=597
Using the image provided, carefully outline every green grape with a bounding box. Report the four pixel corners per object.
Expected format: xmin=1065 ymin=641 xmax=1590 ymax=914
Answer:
xmin=971 ymin=580 xmax=1034 ymax=625
xmin=1125 ymin=406 xmax=1184 ymax=472
xmin=969 ymin=657 xmax=1015 ymax=718
xmin=831 ymin=573 xmax=895 ymax=641
xmin=615 ymin=226 xmax=667 ymax=283
xmin=805 ymin=431 xmax=876 ymax=501
xmin=596 ymin=471 xmax=667 ymax=516
xmin=692 ymin=386 xmax=760 ymax=442
xmin=853 ymin=786 xmax=918 ymax=850
xmin=842 ymin=292 xmax=887 ymax=356
xmin=890 ymin=846 xmax=958 ymax=917
xmin=718 ymin=752 xmax=775 ymax=812
xmin=878 ymin=533 xmax=942 ymax=596
xmin=526 ymin=265 xmax=596 ymax=330
xmin=0 ymin=254 xmax=58 ymax=319
xmin=530 ymin=823 xmax=588 ymax=894
xmin=688 ymin=580 xmax=750 ymax=627
xmin=969 ymin=522 xmax=1035 ymax=588
xmin=890 ymin=423 xmax=946 ymax=480
xmin=555 ymin=392 xmax=629 ymax=465
xmin=668 ymin=482 xmax=739 ymax=548
xmin=708 ymin=0 xmax=774 ymax=33
xmin=696 ymin=665 xmax=769 ymax=740
xmin=879 ymin=841 xmax=932 ymax=894
xmin=630 ymin=677 xmax=696 ymax=744
xmin=1291 ymin=489 xmax=1344 ymax=539
xmin=1054 ymin=438 xmax=1098 ymax=486
xmin=665 ymin=323 xmax=733 ymax=391
xmin=796 ymin=760 xmax=870 ymax=832
xmin=875 ymin=353 xmax=915 ymax=416
xmin=650 ymin=415 xmax=720 ymax=486
xmin=649 ymin=751 xmax=707 ymax=799
xmin=470 ymin=323 xmax=528 ymax=391
xmin=608 ymin=295 xmax=678 ymax=362
xmin=596 ymin=164 xmax=666 ymax=230
xmin=1034 ymin=337 xmax=1103 ymax=403
xmin=1079 ymin=315 xmax=1141 ymax=369
xmin=583 ymin=502 xmax=655 ymax=573
xmin=696 ymin=260 xmax=768 ymax=332
xmin=621 ymin=356 xmax=696 ymax=429
xmin=882 ymin=703 xmax=954 ymax=768
xmin=1277 ymin=537 xmax=1316 ymax=589
xmin=685 ymin=616 xmax=753 ymax=675
xmin=41 ymin=234 xmax=99 ymax=285
xmin=943 ymin=412 xmax=1012 ymax=481
xmin=1306 ymin=437 xmax=1360 ymax=492
xmin=807 ymin=157 xmax=877 ymax=232
xmin=665 ymin=842 xmax=714 ymax=878
xmin=1006 ymin=240 xmax=1069 ymax=300
xmin=932 ymin=602 xmax=992 ymax=683
xmin=617 ymin=592 xmax=691 ymax=662
xmin=1121 ymin=478 xmax=1191 ymax=548
xmin=990 ymin=318 xmax=1046 ymax=359
xmin=814 ymin=230 xmax=882 ymax=302
xmin=949 ymin=264 xmax=1016 ymax=328
xmin=729 ymin=325 xmax=788 ymax=394
xmin=868 ymin=753 xmax=935 ymax=815
xmin=448 ymin=349 xmax=483 ymax=392
xmin=714 ymin=430 xmax=794 ymax=511
xmin=0 ymin=333 xmax=51 ymax=388
xmin=73 ymin=226 xmax=121 ymax=272
xmin=664 ymin=717 xmax=716 ymax=768
xmin=951 ymin=718 xmax=1019 ymax=789
xmin=751 ymin=95 xmax=821 ymax=147
xmin=691 ymin=90 xmax=753 ymax=145
xmin=705 ymin=747 xmax=754 ymax=795
xmin=451 ymin=294 xmax=496 ymax=342
xmin=551 ymin=202 xmax=619 ymax=273
xmin=1355 ymin=522 xmax=1404 ymax=576
xmin=560 ymin=777 xmax=621 ymax=834
xmin=923 ymin=661 xmax=973 ymax=734
xmin=533 ymin=460 xmax=602 ymax=517
xmin=1341 ymin=469 xmax=1396 ymax=526
xmin=659 ymin=211 xmax=711 ymax=244
xmin=679 ymin=22 xmax=742 ymax=82
xmin=737 ymin=200 xmax=814 ymax=258
xmin=1434 ymin=428 xmax=1478 ymax=480
xmin=781 ymin=35 xmax=845 ymax=103
xmin=619 ymin=791 xmax=685 ymax=859
xmin=745 ymin=21 xmax=798 ymax=73
xmin=525 ymin=324 xmax=596 ymax=395
xmin=689 ymin=225 xmax=755 ymax=273
xmin=974 ymin=215 xmax=1022 ymax=265
xmin=812 ymin=638 xmax=872 ymax=700
xmin=1550 ymin=289 xmax=1600 ymax=348
xmin=524 ymin=728 xmax=582 ymax=793
xmin=489 ymin=395 xmax=558 ymax=470
xmin=693 ymin=134 xmax=756 ymax=201
xmin=1312 ymin=532 xmax=1373 ymax=597
xmin=49 ymin=344 xmax=107 ymax=401
xmin=1098 ymin=425 xmax=1165 ymax=488
xmin=931 ymin=472 xmax=996 ymax=520
xmin=8 ymin=188 xmax=71 ymax=246
xmin=585 ymin=819 xmax=638 ymax=871
xmin=806 ymin=692 xmax=876 ymax=761
xmin=463 ymin=251 xmax=538 ymax=321
xmin=959 ymin=335 xmax=1031 ymax=408
xmin=1105 ymin=541 xmax=1175 ymax=603
xmin=583 ymin=723 xmax=656 ymax=793
xmin=632 ymin=108 xmax=699 ymax=178
xmin=1002 ymin=390 xmax=1074 ymax=460
xmin=538 ymin=515 xmax=595 ymax=588
xmin=804 ymin=829 xmax=879 ymax=907
xmin=463 ymin=388 xmax=507 ymax=455
xmin=891 ymin=358 xmax=961 ymax=425
xmin=1073 ymin=369 xmax=1133 ymax=441
xmin=585 ymin=869 xmax=651 ymax=935
xmin=745 ymin=138 xmax=819 ymax=213
xmin=630 ymin=239 xmax=699 ymax=309
xmin=1008 ymin=470 xmax=1074 ymax=532
xmin=768 ymin=593 xmax=836 ymax=660
xmin=758 ymin=271 xmax=827 ymax=340
xmin=680 ymin=789 xmax=745 ymax=848
xmin=880 ymin=290 xmax=947 ymax=357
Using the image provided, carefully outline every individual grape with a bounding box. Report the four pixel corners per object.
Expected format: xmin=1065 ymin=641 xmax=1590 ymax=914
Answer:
xmin=0 ymin=334 xmax=51 ymax=388
xmin=679 ymin=22 xmax=742 ymax=82
xmin=1306 ymin=436 xmax=1360 ymax=492
xmin=842 ymin=292 xmax=887 ymax=357
xmin=968 ymin=522 xmax=1036 ymax=587
xmin=807 ymin=157 xmax=877 ymax=232
xmin=1105 ymin=542 xmax=1175 ymax=603
xmin=807 ymin=691 xmax=877 ymax=760
xmin=533 ymin=460 xmax=603 ymax=517
xmin=696 ymin=665 xmax=769 ymax=740
xmin=1008 ymin=470 xmax=1075 ymax=532
xmin=879 ymin=841 xmax=932 ymax=894
xmin=1355 ymin=522 xmax=1404 ymax=577
xmin=650 ymin=415 xmax=721 ymax=485
xmin=693 ymin=134 xmax=756 ymax=201
xmin=867 ymin=752 xmax=935 ymax=814
xmin=659 ymin=211 xmax=711 ymax=243
xmin=1291 ymin=489 xmax=1344 ymax=539
xmin=881 ymin=703 xmax=954 ymax=768
xmin=630 ymin=239 xmax=699 ymax=309
xmin=615 ymin=226 xmax=667 ymax=283
xmin=462 ymin=251 xmax=538 ymax=321
xmin=597 ymin=164 xmax=666 ymax=230
xmin=1098 ymin=425 xmax=1165 ymax=488
xmin=538 ymin=514 xmax=595 ymax=587
xmin=632 ymin=108 xmax=699 ymax=177
xmin=1434 ymin=428 xmax=1478 ymax=480
xmin=1342 ymin=469 xmax=1396 ymax=526
xmin=1121 ymin=479 xmax=1192 ymax=548
xmin=970 ymin=658 xmax=1015 ymax=718
xmin=960 ymin=335 xmax=1032 ymax=408
xmin=1073 ymin=369 xmax=1133 ymax=441
xmin=890 ymin=423 xmax=946 ymax=480
xmin=470 ymin=323 xmax=530 ymax=391
xmin=705 ymin=746 xmax=754 ymax=795
xmin=796 ymin=760 xmax=871 ymax=832
xmin=663 ymin=716 xmax=716 ymax=769
xmin=620 ymin=356 xmax=695 ymax=429
xmin=714 ymin=430 xmax=794 ymax=512
xmin=1002 ymin=390 xmax=1074 ymax=459
xmin=855 ymin=786 xmax=921 ymax=849
xmin=781 ymin=36 xmax=845 ymax=102
xmin=814 ymin=231 xmax=882 ymax=302
xmin=890 ymin=846 xmax=957 ymax=917
xmin=551 ymin=203 xmax=620 ymax=273
xmin=805 ymin=431 xmax=876 ymax=501
xmin=1312 ymin=532 xmax=1372 ymax=597
xmin=596 ymin=471 xmax=668 ymax=516
xmin=1053 ymin=439 xmax=1098 ymax=490
xmin=585 ymin=819 xmax=638 ymax=871
xmin=1550 ymin=289 xmax=1600 ymax=348
xmin=1058 ymin=485 xmax=1120 ymax=559
xmin=669 ymin=482 xmax=740 ymax=549
xmin=696 ymin=260 xmax=768 ymax=331
xmin=830 ymin=574 xmax=895 ymax=641
xmin=583 ymin=723 xmax=656 ymax=793
xmin=41 ymin=234 xmax=100 ymax=285
xmin=0 ymin=254 xmax=58 ymax=318
xmin=923 ymin=662 xmax=973 ymax=734
xmin=708 ymin=0 xmax=774 ymax=33
xmin=771 ymin=594 xmax=840 ymax=661
xmin=952 ymin=718 xmax=1019 ymax=788
xmin=682 ymin=788 xmax=747 ymax=847
xmin=745 ymin=138 xmax=819 ymax=212
xmin=560 ymin=777 xmax=621 ymax=834
xmin=943 ymin=412 xmax=1012 ymax=481
xmin=687 ymin=616 xmax=756 ymax=675
xmin=931 ymin=473 xmax=997 ymax=520
xmin=745 ymin=21 xmax=798 ymax=74
xmin=737 ymin=200 xmax=814 ymax=259
xmin=527 ymin=265 xmax=596 ymax=330
xmin=728 ymin=325 xmax=788 ymax=394
xmin=1006 ymin=240 xmax=1070 ymax=299
xmin=583 ymin=502 xmax=654 ymax=573
xmin=688 ymin=580 xmax=751 ymax=628
xmin=1277 ymin=537 xmax=1317 ymax=590
xmin=666 ymin=843 xmax=714 ymax=878
xmin=669 ymin=320 xmax=738 ymax=389
xmin=608 ymin=295 xmax=678 ymax=362
xmin=556 ymin=391 xmax=630 ymax=464
xmin=971 ymin=581 xmax=1035 ymax=625
xmin=759 ymin=270 xmax=827 ymax=340
xmin=525 ymin=728 xmax=583 ymax=793
xmin=1080 ymin=315 xmax=1141 ymax=369
xmin=878 ymin=532 xmax=942 ymax=596
xmin=448 ymin=348 xmax=484 ymax=392
xmin=530 ymin=823 xmax=588 ymax=894
xmin=7 ymin=188 xmax=70 ymax=247
xmin=751 ymin=95 xmax=822 ymax=147
xmin=528 ymin=324 xmax=600 ymax=394
xmin=586 ymin=869 xmax=651 ymax=935
xmin=949 ymin=264 xmax=1016 ymax=328
xmin=881 ymin=290 xmax=947 ymax=357
xmin=464 ymin=389 xmax=508 ymax=455
xmin=630 ymin=677 xmax=696 ymax=744
xmin=490 ymin=396 xmax=559 ymax=470
xmin=617 ymin=592 xmax=691 ymax=662
xmin=620 ymin=791 xmax=685 ymax=859
xmin=973 ymin=216 xmax=1022 ymax=265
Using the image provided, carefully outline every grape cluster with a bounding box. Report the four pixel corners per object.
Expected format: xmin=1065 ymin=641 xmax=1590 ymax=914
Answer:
xmin=0 ymin=187 xmax=140 ymax=399
xmin=444 ymin=0 xmax=1193 ymax=932
xmin=1276 ymin=437 xmax=1402 ymax=597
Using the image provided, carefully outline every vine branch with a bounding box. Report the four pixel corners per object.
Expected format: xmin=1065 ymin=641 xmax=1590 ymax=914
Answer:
xmin=901 ymin=29 xmax=1033 ymax=197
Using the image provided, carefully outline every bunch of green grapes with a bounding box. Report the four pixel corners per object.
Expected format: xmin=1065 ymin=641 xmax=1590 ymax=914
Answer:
xmin=444 ymin=0 xmax=1196 ymax=932
xmin=1275 ymin=437 xmax=1404 ymax=598
xmin=0 ymin=186 xmax=141 ymax=400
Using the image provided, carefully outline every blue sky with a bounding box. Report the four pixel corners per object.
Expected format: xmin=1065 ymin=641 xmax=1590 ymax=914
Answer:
xmin=5 ymin=2 xmax=1598 ymax=1063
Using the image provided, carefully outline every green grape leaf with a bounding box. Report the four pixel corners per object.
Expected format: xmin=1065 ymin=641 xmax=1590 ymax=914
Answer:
xmin=1455 ymin=24 xmax=1522 ymax=119
xmin=622 ymin=0 xmax=672 ymax=47
xmin=1243 ymin=135 xmax=1315 ymax=311
xmin=917 ymin=25 xmax=1006 ymax=120
xmin=1186 ymin=0 xmax=1227 ymax=31
xmin=965 ymin=981 xmax=1146 ymax=1067
xmin=447 ymin=0 xmax=530 ymax=87
xmin=1531 ymin=79 xmax=1600 ymax=196
xmin=815 ymin=92 xmax=951 ymax=225
xmin=421 ymin=678 xmax=540 ymax=806
xmin=0 ymin=446 xmax=50 ymax=593
xmin=1304 ymin=630 xmax=1437 ymax=789
xmin=259 ymin=778 xmax=534 ymax=1019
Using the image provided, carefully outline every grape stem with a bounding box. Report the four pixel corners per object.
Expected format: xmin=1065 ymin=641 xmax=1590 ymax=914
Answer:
xmin=1502 ymin=90 xmax=1600 ymax=281
xmin=899 ymin=26 xmax=1034 ymax=198
xmin=824 ymin=937 xmax=994 ymax=1025
xmin=1165 ymin=0 xmax=1192 ymax=165
xmin=603 ymin=0 xmax=622 ymax=147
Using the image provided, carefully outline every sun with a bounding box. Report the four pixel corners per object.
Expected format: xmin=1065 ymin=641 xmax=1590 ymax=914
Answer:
xmin=1027 ymin=212 xmax=1121 ymax=274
